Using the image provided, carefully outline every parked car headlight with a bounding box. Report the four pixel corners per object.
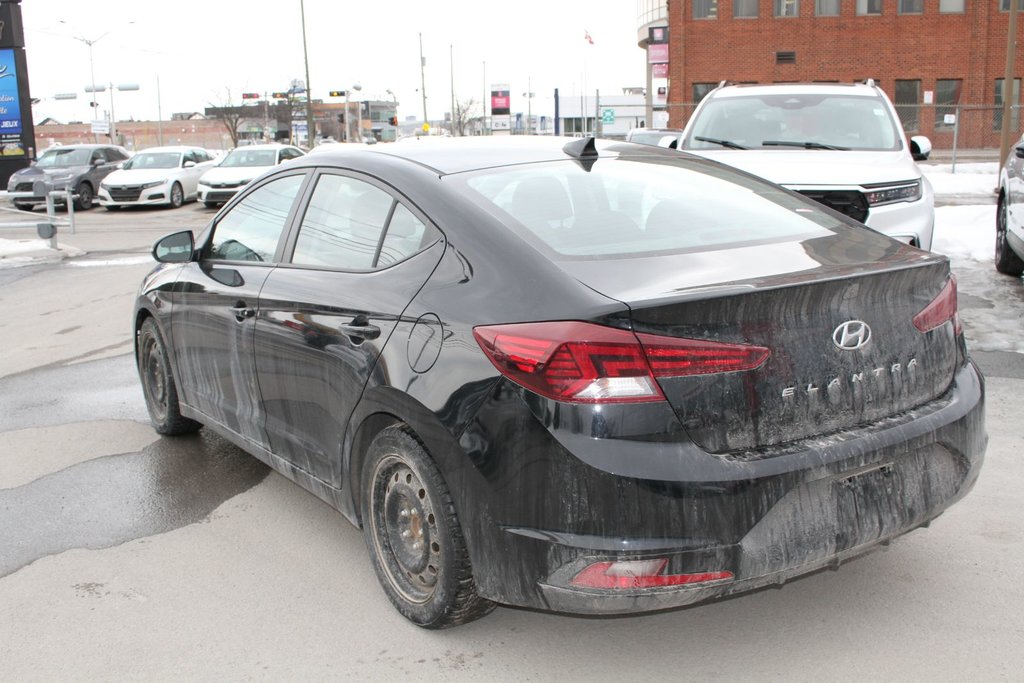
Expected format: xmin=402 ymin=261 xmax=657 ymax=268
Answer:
xmin=863 ymin=180 xmax=922 ymax=206
xmin=141 ymin=180 xmax=165 ymax=190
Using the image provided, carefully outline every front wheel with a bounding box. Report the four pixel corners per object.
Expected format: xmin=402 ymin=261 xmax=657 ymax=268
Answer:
xmin=361 ymin=426 xmax=494 ymax=629
xmin=137 ymin=318 xmax=201 ymax=435
xmin=169 ymin=182 xmax=184 ymax=209
xmin=995 ymin=195 xmax=1024 ymax=276
xmin=75 ymin=183 xmax=93 ymax=211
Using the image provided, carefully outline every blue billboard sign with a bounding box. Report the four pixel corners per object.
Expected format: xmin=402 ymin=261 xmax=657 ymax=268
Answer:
xmin=0 ymin=48 xmax=26 ymax=156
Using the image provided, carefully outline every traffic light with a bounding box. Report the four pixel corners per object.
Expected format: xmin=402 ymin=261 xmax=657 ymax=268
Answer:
xmin=272 ymin=92 xmax=288 ymax=99
xmin=329 ymin=90 xmax=346 ymax=97
xmin=241 ymin=92 xmax=260 ymax=100
xmin=389 ymin=116 xmax=398 ymax=126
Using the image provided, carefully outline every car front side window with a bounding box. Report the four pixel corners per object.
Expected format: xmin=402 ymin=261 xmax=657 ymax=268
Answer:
xmin=207 ymin=174 xmax=305 ymax=263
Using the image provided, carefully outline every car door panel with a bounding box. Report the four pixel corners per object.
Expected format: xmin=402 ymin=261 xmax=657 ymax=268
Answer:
xmin=254 ymin=172 xmax=444 ymax=485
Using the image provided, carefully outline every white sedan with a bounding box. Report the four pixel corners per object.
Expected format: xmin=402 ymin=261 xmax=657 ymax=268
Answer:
xmin=197 ymin=143 xmax=305 ymax=208
xmin=98 ymin=146 xmax=218 ymax=209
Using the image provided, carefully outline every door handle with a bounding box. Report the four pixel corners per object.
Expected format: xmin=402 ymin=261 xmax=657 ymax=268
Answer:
xmin=231 ymin=302 xmax=255 ymax=322
xmin=338 ymin=317 xmax=380 ymax=341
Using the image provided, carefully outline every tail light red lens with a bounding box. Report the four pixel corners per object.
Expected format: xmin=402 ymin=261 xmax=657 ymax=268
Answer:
xmin=570 ymin=559 xmax=734 ymax=590
xmin=472 ymin=321 xmax=770 ymax=404
xmin=913 ymin=276 xmax=962 ymax=335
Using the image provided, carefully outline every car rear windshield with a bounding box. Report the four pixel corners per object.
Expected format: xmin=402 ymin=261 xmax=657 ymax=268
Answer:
xmin=36 ymin=148 xmax=91 ymax=168
xmin=123 ymin=153 xmax=181 ymax=170
xmin=455 ymin=156 xmax=841 ymax=258
xmin=221 ymin=149 xmax=277 ymax=167
xmin=683 ymin=93 xmax=902 ymax=152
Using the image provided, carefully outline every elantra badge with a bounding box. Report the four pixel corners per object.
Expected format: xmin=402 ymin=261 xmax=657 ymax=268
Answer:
xmin=833 ymin=320 xmax=871 ymax=350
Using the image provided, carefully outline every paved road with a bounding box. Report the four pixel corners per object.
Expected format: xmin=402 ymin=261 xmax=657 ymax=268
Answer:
xmin=0 ymin=204 xmax=1021 ymax=680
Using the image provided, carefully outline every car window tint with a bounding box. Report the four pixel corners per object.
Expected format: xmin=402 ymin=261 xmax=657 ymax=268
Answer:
xmin=292 ymin=175 xmax=394 ymax=270
xmin=459 ymin=158 xmax=840 ymax=258
xmin=377 ymin=203 xmax=440 ymax=267
xmin=208 ymin=174 xmax=304 ymax=262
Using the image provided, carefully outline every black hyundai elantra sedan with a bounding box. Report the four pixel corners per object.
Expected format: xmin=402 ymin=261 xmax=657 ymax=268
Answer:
xmin=134 ymin=136 xmax=985 ymax=628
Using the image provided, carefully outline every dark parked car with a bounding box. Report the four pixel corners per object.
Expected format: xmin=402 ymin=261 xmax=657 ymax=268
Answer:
xmin=135 ymin=136 xmax=985 ymax=628
xmin=996 ymin=139 xmax=1024 ymax=276
xmin=7 ymin=144 xmax=130 ymax=211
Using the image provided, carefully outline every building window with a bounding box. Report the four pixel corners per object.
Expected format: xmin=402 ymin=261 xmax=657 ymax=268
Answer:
xmin=1001 ymin=0 xmax=1024 ymax=10
xmin=856 ymin=0 xmax=882 ymax=14
xmin=694 ymin=0 xmax=718 ymax=18
xmin=939 ymin=0 xmax=965 ymax=11
xmin=895 ymin=80 xmax=921 ymax=132
xmin=935 ymin=79 xmax=962 ymax=129
xmin=693 ymin=83 xmax=717 ymax=103
xmin=994 ymin=79 xmax=1022 ymax=131
xmin=775 ymin=0 xmax=799 ymax=16
xmin=898 ymin=0 xmax=923 ymax=13
xmin=734 ymin=0 xmax=758 ymax=17
xmin=816 ymin=0 xmax=840 ymax=14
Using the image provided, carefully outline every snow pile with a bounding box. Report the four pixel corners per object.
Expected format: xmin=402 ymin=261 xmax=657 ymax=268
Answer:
xmin=932 ymin=205 xmax=994 ymax=262
xmin=922 ymin=162 xmax=998 ymax=197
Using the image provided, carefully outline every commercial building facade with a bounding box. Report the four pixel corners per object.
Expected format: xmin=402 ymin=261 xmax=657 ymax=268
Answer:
xmin=639 ymin=0 xmax=1024 ymax=148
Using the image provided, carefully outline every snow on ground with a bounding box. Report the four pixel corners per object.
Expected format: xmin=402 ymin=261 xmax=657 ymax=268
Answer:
xmin=932 ymin=205 xmax=995 ymax=262
xmin=922 ymin=162 xmax=998 ymax=197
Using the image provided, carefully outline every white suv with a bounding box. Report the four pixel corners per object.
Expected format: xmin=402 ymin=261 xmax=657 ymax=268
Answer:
xmin=678 ymin=82 xmax=934 ymax=250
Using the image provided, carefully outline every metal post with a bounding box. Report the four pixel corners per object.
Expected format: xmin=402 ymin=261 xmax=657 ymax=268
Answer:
xmin=45 ymin=192 xmax=57 ymax=250
xmin=157 ymin=76 xmax=164 ymax=146
xmin=999 ymin=0 xmax=1020 ymax=175
xmin=420 ymin=33 xmax=428 ymax=128
xmin=951 ymin=104 xmax=960 ymax=174
xmin=300 ymin=0 xmax=316 ymax=147
xmin=65 ymin=188 xmax=76 ymax=234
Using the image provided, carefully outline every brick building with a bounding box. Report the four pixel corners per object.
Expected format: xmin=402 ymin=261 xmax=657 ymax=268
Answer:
xmin=640 ymin=0 xmax=1024 ymax=148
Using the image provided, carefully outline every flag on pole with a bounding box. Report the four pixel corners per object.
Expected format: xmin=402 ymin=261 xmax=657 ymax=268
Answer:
xmin=584 ymin=30 xmax=594 ymax=45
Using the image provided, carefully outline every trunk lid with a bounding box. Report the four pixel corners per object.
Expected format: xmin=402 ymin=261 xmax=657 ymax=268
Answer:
xmin=561 ymin=235 xmax=958 ymax=453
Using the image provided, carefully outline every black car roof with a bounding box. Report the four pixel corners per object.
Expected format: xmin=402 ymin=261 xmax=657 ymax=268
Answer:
xmin=303 ymin=136 xmax=670 ymax=175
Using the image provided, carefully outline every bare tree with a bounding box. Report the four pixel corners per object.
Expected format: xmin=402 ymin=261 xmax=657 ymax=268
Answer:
xmin=206 ymin=89 xmax=246 ymax=147
xmin=453 ymin=98 xmax=478 ymax=137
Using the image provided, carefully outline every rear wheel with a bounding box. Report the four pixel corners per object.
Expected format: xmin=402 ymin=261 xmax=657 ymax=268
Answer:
xmin=169 ymin=182 xmax=184 ymax=209
xmin=75 ymin=183 xmax=93 ymax=211
xmin=995 ymin=195 xmax=1024 ymax=276
xmin=361 ymin=426 xmax=494 ymax=628
xmin=137 ymin=318 xmax=201 ymax=435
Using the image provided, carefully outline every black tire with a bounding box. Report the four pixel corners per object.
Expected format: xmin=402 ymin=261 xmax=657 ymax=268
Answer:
xmin=361 ymin=426 xmax=494 ymax=629
xmin=169 ymin=182 xmax=184 ymax=209
xmin=75 ymin=183 xmax=93 ymax=211
xmin=995 ymin=195 xmax=1024 ymax=276
xmin=137 ymin=318 xmax=201 ymax=436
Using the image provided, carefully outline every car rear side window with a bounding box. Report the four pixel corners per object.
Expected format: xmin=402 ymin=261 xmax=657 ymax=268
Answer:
xmin=459 ymin=158 xmax=840 ymax=258
xmin=291 ymin=174 xmax=439 ymax=270
xmin=207 ymin=174 xmax=305 ymax=262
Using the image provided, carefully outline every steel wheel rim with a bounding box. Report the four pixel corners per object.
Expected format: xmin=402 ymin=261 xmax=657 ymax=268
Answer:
xmin=171 ymin=185 xmax=182 ymax=207
xmin=141 ymin=335 xmax=168 ymax=420
xmin=369 ymin=454 xmax=441 ymax=604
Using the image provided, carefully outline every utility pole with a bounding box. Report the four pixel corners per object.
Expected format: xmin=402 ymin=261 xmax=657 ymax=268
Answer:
xmin=300 ymin=0 xmax=316 ymax=146
xmin=999 ymin=0 xmax=1020 ymax=174
xmin=420 ymin=33 xmax=428 ymax=128
xmin=450 ymin=44 xmax=456 ymax=136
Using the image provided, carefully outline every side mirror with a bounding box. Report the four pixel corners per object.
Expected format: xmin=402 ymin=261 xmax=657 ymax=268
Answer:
xmin=1015 ymin=143 xmax=1024 ymax=160
xmin=152 ymin=230 xmax=195 ymax=263
xmin=910 ymin=135 xmax=932 ymax=161
xmin=183 ymin=160 xmax=196 ymax=168
xmin=92 ymin=158 xmax=105 ymax=166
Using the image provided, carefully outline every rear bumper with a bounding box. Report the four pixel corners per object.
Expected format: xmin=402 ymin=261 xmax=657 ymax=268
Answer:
xmin=455 ymin=360 xmax=985 ymax=615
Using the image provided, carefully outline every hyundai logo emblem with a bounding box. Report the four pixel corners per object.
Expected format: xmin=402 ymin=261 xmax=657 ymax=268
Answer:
xmin=833 ymin=320 xmax=871 ymax=350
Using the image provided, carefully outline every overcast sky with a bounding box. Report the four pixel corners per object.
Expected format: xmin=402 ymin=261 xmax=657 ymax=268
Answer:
xmin=22 ymin=0 xmax=648 ymax=125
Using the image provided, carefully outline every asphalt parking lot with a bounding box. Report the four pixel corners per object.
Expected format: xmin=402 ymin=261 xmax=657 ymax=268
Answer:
xmin=0 ymin=201 xmax=1022 ymax=680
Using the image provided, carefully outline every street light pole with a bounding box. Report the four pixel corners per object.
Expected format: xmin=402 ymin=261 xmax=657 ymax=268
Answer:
xmin=300 ymin=0 xmax=315 ymax=146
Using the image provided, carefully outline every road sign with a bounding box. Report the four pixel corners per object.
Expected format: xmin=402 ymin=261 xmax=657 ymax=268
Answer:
xmin=601 ymin=108 xmax=615 ymax=124
xmin=91 ymin=120 xmax=110 ymax=134
xmin=944 ymin=114 xmax=957 ymax=125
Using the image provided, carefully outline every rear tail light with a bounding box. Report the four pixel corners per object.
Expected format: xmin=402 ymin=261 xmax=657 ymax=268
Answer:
xmin=913 ymin=276 xmax=962 ymax=335
xmin=472 ymin=321 xmax=769 ymax=404
xmin=570 ymin=559 xmax=734 ymax=590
